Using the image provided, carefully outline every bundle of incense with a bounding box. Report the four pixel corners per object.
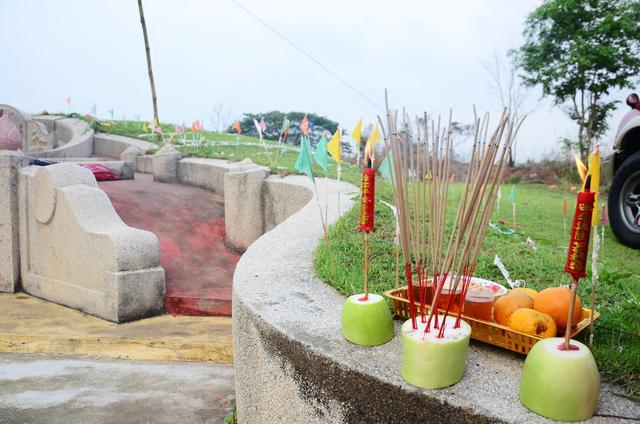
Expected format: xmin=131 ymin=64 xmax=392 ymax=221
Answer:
xmin=382 ymin=90 xmax=523 ymax=334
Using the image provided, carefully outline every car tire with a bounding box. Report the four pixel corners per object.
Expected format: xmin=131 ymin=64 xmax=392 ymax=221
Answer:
xmin=608 ymin=151 xmax=640 ymax=249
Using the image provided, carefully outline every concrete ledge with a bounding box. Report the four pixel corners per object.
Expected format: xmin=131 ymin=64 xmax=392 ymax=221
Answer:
xmin=232 ymin=179 xmax=639 ymax=423
xmin=93 ymin=132 xmax=156 ymax=159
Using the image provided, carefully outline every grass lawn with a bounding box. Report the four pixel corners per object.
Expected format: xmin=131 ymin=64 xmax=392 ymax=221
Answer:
xmin=97 ymin=118 xmax=639 ymax=397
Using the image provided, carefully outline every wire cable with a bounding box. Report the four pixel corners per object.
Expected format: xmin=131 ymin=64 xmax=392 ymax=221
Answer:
xmin=230 ymin=0 xmax=383 ymax=112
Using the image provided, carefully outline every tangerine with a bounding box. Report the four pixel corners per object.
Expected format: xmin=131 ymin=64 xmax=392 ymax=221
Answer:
xmin=534 ymin=287 xmax=582 ymax=330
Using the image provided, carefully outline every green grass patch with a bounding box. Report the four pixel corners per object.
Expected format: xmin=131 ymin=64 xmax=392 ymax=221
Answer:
xmin=316 ymin=182 xmax=640 ymax=395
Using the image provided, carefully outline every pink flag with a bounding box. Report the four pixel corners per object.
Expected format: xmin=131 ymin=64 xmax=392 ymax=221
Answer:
xmin=259 ymin=117 xmax=266 ymax=132
xmin=65 ymin=97 xmax=71 ymax=105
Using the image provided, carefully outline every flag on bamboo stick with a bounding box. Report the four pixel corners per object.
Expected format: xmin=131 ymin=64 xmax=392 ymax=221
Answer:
xmin=154 ymin=117 xmax=160 ymax=129
xmin=281 ymin=117 xmax=290 ymax=131
xmin=142 ymin=121 xmax=149 ymax=132
xmin=295 ymin=135 xmax=314 ymax=181
xmin=327 ymin=127 xmax=341 ymax=164
xmin=314 ymin=133 xmax=329 ymax=172
xmin=233 ymin=121 xmax=241 ymax=134
xmin=253 ymin=118 xmax=262 ymax=137
xmin=259 ymin=117 xmax=267 ymax=133
xmin=587 ymin=149 xmax=601 ymax=224
xmin=351 ymin=118 xmax=362 ymax=146
xmin=65 ymin=97 xmax=71 ymax=105
xmin=378 ymin=152 xmax=395 ymax=181
xmin=300 ymin=114 xmax=310 ymax=136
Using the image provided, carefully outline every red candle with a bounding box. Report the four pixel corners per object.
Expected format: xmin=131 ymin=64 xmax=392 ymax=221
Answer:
xmin=565 ymin=191 xmax=596 ymax=279
xmin=358 ymin=168 xmax=376 ymax=233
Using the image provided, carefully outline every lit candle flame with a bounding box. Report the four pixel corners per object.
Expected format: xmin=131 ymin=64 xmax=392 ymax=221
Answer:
xmin=574 ymin=154 xmax=588 ymax=182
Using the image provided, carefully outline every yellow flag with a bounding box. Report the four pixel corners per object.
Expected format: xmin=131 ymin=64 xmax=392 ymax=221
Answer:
xmin=142 ymin=121 xmax=149 ymax=132
xmin=327 ymin=127 xmax=341 ymax=164
xmin=588 ymin=149 xmax=601 ymax=225
xmin=367 ymin=123 xmax=381 ymax=147
xmin=351 ymin=118 xmax=362 ymax=146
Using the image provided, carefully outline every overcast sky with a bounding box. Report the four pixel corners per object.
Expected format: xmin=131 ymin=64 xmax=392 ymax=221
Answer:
xmin=1 ymin=0 xmax=634 ymax=161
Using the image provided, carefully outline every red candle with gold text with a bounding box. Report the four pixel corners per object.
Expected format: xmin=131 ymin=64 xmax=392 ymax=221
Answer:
xmin=359 ymin=168 xmax=376 ymax=233
xmin=565 ymin=191 xmax=595 ymax=279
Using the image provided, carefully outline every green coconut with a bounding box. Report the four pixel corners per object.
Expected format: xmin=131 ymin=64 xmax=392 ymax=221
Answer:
xmin=341 ymin=294 xmax=394 ymax=346
xmin=400 ymin=316 xmax=471 ymax=389
xmin=520 ymin=337 xmax=600 ymax=421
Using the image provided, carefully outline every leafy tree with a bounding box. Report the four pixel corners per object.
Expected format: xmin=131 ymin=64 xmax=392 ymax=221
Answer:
xmin=515 ymin=0 xmax=640 ymax=161
xmin=229 ymin=111 xmax=338 ymax=146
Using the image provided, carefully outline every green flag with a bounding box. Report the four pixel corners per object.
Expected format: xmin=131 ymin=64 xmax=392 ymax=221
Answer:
xmin=314 ymin=136 xmax=329 ymax=172
xmin=295 ymin=136 xmax=314 ymax=182
xmin=509 ymin=185 xmax=516 ymax=205
xmin=281 ymin=117 xmax=290 ymax=131
xmin=378 ymin=152 xmax=395 ymax=181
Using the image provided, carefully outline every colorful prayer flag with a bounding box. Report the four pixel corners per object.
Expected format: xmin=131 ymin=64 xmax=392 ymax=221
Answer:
xmin=259 ymin=117 xmax=266 ymax=132
xmin=233 ymin=121 xmax=242 ymax=134
xmin=352 ymin=118 xmax=362 ymax=146
xmin=378 ymin=152 xmax=395 ymax=181
xmin=508 ymin=185 xmax=516 ymax=205
xmin=587 ymin=148 xmax=601 ymax=225
xmin=253 ymin=118 xmax=262 ymax=137
xmin=295 ymin=135 xmax=314 ymax=182
xmin=300 ymin=114 xmax=310 ymax=136
xmin=315 ymin=134 xmax=329 ymax=172
xmin=327 ymin=127 xmax=341 ymax=164
xmin=281 ymin=117 xmax=290 ymax=131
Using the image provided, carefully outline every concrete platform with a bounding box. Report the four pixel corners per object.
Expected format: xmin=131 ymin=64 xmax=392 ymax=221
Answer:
xmin=0 ymin=353 xmax=234 ymax=424
xmin=99 ymin=173 xmax=240 ymax=316
xmin=0 ymin=293 xmax=232 ymax=363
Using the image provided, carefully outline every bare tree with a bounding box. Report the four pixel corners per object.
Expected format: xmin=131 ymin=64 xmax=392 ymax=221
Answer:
xmin=483 ymin=52 xmax=531 ymax=166
xmin=209 ymin=103 xmax=235 ymax=133
xmin=137 ymin=0 xmax=159 ymax=135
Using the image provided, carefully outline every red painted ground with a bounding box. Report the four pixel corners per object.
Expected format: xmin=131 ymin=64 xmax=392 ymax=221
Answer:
xmin=99 ymin=173 xmax=239 ymax=316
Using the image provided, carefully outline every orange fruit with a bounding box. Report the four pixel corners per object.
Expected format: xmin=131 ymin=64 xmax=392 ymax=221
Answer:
xmin=534 ymin=287 xmax=582 ymax=330
xmin=508 ymin=308 xmax=557 ymax=338
xmin=494 ymin=293 xmax=534 ymax=325
xmin=510 ymin=287 xmax=538 ymax=300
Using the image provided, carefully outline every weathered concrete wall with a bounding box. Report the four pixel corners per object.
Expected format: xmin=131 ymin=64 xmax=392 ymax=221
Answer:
xmin=18 ymin=163 xmax=165 ymax=322
xmin=177 ymin=158 xmax=238 ymax=194
xmin=224 ymin=166 xmax=269 ymax=252
xmin=93 ymin=133 xmax=156 ymax=159
xmin=263 ymin=176 xmax=314 ymax=232
xmin=136 ymin=155 xmax=154 ymax=173
xmin=31 ymin=118 xmax=93 ymax=159
xmin=232 ymin=178 xmax=640 ymax=423
xmin=0 ymin=152 xmax=29 ymax=292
